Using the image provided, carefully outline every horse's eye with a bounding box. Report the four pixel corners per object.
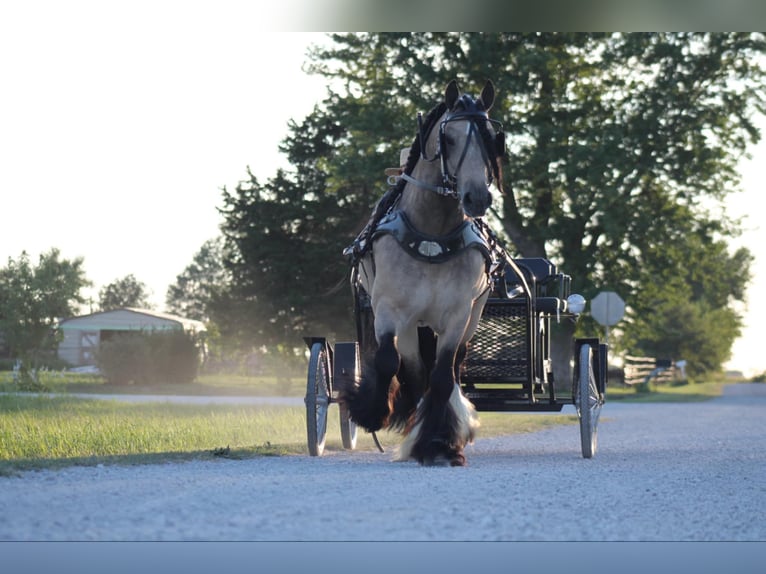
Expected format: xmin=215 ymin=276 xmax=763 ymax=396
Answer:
xmin=444 ymin=135 xmax=456 ymax=146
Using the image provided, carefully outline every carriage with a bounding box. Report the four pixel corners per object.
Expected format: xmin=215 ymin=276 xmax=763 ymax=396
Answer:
xmin=304 ymin=255 xmax=608 ymax=460
xmin=304 ymin=80 xmax=607 ymax=465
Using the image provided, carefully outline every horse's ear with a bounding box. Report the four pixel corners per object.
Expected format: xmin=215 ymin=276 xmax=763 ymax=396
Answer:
xmin=445 ymin=80 xmax=460 ymax=110
xmin=480 ymin=80 xmax=495 ymax=112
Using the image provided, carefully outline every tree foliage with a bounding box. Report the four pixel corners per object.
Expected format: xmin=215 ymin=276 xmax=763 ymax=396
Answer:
xmin=0 ymin=249 xmax=91 ymax=361
xmin=98 ymin=274 xmax=152 ymax=311
xmin=216 ymin=164 xmax=361 ymax=350
xmin=217 ymin=33 xmax=765 ymax=376
xmin=166 ymin=237 xmax=229 ymax=322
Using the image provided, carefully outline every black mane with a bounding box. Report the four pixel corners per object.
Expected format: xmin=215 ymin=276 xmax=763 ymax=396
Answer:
xmin=395 ymin=101 xmax=447 ymax=193
xmin=345 ymin=92 xmax=504 ymax=262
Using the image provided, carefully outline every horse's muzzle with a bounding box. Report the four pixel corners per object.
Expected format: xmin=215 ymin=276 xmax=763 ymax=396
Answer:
xmin=462 ymin=187 xmax=492 ymax=218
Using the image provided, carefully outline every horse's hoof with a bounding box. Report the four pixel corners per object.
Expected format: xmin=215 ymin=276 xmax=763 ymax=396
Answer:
xmin=421 ymin=456 xmax=451 ymax=467
xmin=419 ymin=448 xmax=466 ymax=467
xmin=449 ymin=453 xmax=467 ymax=467
xmin=418 ymin=456 xmax=466 ymax=467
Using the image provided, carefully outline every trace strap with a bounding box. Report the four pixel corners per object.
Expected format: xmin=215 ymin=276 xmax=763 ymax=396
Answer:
xmin=372 ymin=431 xmax=384 ymax=453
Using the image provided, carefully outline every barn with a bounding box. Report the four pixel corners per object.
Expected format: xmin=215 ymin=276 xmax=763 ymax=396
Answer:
xmin=57 ymin=308 xmax=206 ymax=367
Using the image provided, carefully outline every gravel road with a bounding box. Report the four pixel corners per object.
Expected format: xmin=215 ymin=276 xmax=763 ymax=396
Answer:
xmin=1 ymin=384 xmax=764 ymax=542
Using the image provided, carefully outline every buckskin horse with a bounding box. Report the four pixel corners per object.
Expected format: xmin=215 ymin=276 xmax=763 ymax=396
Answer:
xmin=344 ymin=80 xmax=505 ymax=466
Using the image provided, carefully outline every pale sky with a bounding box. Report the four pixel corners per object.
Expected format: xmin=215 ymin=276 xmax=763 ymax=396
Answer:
xmin=1 ymin=6 xmax=329 ymax=308
xmin=1 ymin=7 xmax=764 ymax=376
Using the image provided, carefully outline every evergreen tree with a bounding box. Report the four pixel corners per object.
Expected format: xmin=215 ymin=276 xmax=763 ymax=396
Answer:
xmin=216 ymin=161 xmax=361 ymax=350
xmin=166 ymin=237 xmax=229 ymax=322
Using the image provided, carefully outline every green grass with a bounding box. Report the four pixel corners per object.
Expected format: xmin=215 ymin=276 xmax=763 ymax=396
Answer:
xmin=0 ymin=392 xmax=580 ymax=476
xmin=477 ymin=411 xmax=579 ymax=436
xmin=0 ymin=393 xmax=311 ymax=476
xmin=0 ymin=370 xmax=305 ymax=397
xmin=605 ymin=381 xmax=725 ymax=402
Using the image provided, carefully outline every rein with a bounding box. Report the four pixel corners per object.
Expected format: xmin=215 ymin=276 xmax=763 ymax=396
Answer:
xmin=344 ymin=92 xmax=504 ymax=266
xmin=400 ymin=172 xmax=457 ymax=198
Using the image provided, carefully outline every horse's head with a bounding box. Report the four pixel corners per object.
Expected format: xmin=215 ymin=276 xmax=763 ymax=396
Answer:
xmin=438 ymin=79 xmax=504 ymax=218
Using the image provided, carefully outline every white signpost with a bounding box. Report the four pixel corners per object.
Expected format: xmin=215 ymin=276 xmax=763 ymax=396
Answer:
xmin=590 ymin=291 xmax=625 ymax=345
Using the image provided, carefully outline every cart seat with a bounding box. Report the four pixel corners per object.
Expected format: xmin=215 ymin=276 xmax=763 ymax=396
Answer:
xmin=514 ymin=257 xmax=557 ymax=284
xmin=535 ymin=296 xmax=567 ymax=314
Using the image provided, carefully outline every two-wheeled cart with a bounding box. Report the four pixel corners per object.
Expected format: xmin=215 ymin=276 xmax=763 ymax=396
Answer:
xmin=305 ymin=251 xmax=607 ymax=459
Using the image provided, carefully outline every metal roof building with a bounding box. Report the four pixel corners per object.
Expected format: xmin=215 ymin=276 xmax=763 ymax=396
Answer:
xmin=57 ymin=308 xmax=206 ymax=367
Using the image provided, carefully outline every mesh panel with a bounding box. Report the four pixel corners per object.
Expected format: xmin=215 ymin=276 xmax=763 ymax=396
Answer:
xmin=462 ymin=299 xmax=529 ymax=382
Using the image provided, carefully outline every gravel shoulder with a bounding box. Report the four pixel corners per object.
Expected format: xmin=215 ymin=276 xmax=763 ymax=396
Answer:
xmin=1 ymin=383 xmax=764 ymax=541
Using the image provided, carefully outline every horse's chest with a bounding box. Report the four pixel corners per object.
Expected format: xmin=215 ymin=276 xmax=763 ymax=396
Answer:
xmin=368 ymin=233 xmax=489 ymax=314
xmin=371 ymin=210 xmax=492 ymax=271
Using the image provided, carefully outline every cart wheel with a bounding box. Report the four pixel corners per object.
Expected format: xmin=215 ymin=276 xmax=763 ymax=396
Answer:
xmin=305 ymin=342 xmax=330 ymax=456
xmin=575 ymin=343 xmax=603 ymax=458
xmin=339 ymin=403 xmax=358 ymax=450
xmin=332 ymin=342 xmax=360 ymax=450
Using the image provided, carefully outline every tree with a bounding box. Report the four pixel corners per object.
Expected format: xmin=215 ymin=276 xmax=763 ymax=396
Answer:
xmin=98 ymin=274 xmax=152 ymax=311
xmin=219 ymin=33 xmax=766 ymax=377
xmin=166 ymin=237 xmax=229 ymax=322
xmin=217 ymin=164 xmax=360 ymax=351
xmin=617 ymin=219 xmax=753 ymax=378
xmin=216 ymin=37 xmax=444 ymax=351
xmin=0 ymin=249 xmax=91 ymax=362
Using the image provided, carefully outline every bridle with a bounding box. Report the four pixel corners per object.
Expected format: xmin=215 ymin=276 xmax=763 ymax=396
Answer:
xmin=402 ymin=95 xmax=504 ymax=200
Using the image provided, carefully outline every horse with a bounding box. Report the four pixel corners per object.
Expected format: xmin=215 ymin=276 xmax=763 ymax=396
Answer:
xmin=344 ymin=80 xmax=505 ymax=466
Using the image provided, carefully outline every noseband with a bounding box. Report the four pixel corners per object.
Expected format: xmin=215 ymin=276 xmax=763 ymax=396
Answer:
xmin=404 ymin=95 xmax=502 ymax=199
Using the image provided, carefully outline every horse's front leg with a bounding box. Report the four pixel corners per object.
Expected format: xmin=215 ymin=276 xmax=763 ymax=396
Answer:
xmin=396 ymin=333 xmax=479 ymax=467
xmin=345 ymin=299 xmax=405 ymax=433
xmin=345 ymin=331 xmax=400 ymax=432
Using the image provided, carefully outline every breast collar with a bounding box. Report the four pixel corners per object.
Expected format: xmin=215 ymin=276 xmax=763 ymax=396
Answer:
xmin=371 ymin=209 xmax=492 ymax=272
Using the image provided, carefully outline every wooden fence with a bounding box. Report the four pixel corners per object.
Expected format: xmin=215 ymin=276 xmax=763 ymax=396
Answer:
xmin=623 ymin=355 xmax=679 ymax=386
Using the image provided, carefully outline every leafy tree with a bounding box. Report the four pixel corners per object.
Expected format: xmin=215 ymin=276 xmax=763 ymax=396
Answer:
xmin=216 ymin=38 xmax=445 ymax=351
xmin=219 ymin=33 xmax=766 ymax=377
xmin=618 ymin=217 xmax=753 ymax=378
xmin=216 ymin=164 xmax=360 ymax=350
xmin=98 ymin=274 xmax=152 ymax=311
xmin=166 ymin=237 xmax=229 ymax=322
xmin=0 ymin=249 xmax=91 ymax=362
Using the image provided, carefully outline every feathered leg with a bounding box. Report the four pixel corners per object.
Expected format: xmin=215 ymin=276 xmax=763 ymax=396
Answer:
xmin=396 ymin=348 xmax=479 ymax=466
xmin=345 ymin=332 xmax=399 ymax=432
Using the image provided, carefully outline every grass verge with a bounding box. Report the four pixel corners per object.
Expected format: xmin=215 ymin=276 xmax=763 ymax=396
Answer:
xmin=0 ymin=394 xmax=307 ymax=476
xmin=605 ymin=381 xmax=725 ymax=402
xmin=0 ymin=371 xmax=305 ymax=397
xmin=0 ymin=393 xmax=577 ymax=476
xmin=0 ymin=379 xmax=732 ymax=476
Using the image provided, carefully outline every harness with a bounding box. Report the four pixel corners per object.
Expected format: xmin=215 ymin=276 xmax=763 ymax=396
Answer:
xmin=412 ymin=93 xmax=503 ymax=199
xmin=343 ymin=93 xmax=507 ymax=277
xmin=372 ymin=209 xmax=493 ymax=272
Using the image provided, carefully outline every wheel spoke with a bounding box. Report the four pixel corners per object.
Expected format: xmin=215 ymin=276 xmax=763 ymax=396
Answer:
xmin=576 ymin=344 xmax=601 ymax=458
